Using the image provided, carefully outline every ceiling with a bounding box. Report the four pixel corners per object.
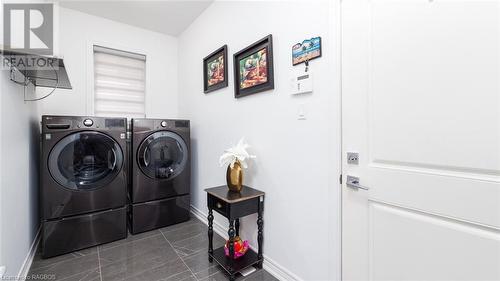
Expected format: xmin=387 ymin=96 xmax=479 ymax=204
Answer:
xmin=58 ymin=1 xmax=214 ymax=36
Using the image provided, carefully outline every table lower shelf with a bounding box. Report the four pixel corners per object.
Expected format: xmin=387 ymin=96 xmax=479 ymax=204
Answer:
xmin=209 ymin=247 xmax=262 ymax=275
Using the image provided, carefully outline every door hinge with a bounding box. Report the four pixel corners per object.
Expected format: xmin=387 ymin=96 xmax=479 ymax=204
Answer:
xmin=339 ymin=174 xmax=342 ymax=184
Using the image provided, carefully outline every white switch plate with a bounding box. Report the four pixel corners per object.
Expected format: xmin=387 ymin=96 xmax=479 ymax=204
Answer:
xmin=290 ymin=71 xmax=313 ymax=95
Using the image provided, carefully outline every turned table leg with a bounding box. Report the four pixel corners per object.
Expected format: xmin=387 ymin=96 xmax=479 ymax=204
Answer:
xmin=228 ymin=220 xmax=236 ymax=280
xmin=235 ymin=218 xmax=240 ymax=237
xmin=257 ymin=196 xmax=264 ymax=268
xmin=207 ymin=208 xmax=214 ymax=262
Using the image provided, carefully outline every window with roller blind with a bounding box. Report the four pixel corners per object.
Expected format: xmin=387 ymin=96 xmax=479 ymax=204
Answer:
xmin=93 ymin=46 xmax=146 ymax=118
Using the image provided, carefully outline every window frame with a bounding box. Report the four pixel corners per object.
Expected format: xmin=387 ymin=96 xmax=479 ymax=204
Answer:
xmin=87 ymin=41 xmax=149 ymax=118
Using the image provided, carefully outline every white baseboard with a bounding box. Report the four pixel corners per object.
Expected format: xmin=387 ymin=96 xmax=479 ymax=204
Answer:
xmin=259 ymin=254 xmax=303 ymax=281
xmin=190 ymin=205 xmax=303 ymax=281
xmin=17 ymin=226 xmax=41 ymax=279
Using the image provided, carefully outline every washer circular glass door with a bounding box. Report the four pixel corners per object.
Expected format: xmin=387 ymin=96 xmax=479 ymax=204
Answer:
xmin=48 ymin=131 xmax=123 ymax=190
xmin=137 ymin=131 xmax=188 ymax=180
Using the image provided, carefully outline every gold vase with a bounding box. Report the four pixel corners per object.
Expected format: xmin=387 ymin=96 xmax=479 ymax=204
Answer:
xmin=226 ymin=160 xmax=243 ymax=192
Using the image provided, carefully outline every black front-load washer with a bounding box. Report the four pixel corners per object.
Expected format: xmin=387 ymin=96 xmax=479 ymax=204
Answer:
xmin=41 ymin=115 xmax=127 ymax=258
xmin=129 ymin=118 xmax=190 ymax=234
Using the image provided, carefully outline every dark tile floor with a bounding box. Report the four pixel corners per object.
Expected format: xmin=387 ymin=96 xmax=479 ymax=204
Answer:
xmin=28 ymin=217 xmax=278 ymax=281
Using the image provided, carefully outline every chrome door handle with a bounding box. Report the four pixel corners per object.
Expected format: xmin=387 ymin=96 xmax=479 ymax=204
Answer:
xmin=346 ymin=175 xmax=369 ymax=190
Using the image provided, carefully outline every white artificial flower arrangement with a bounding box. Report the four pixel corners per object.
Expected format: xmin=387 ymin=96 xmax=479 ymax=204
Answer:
xmin=219 ymin=138 xmax=256 ymax=169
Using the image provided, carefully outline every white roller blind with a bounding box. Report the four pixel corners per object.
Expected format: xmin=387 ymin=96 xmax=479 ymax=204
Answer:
xmin=93 ymin=46 xmax=146 ymax=118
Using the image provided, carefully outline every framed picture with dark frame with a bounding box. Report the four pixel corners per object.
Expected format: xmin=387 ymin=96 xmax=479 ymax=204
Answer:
xmin=233 ymin=35 xmax=274 ymax=98
xmin=203 ymin=45 xmax=228 ymax=93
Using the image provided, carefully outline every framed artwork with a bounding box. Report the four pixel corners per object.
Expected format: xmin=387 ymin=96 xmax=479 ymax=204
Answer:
xmin=203 ymin=45 xmax=228 ymax=93
xmin=233 ymin=35 xmax=274 ymax=98
xmin=292 ymin=36 xmax=322 ymax=65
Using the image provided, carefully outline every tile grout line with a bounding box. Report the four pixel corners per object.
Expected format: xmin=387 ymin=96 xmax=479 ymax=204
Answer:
xmin=97 ymin=246 xmax=103 ymax=281
xmin=160 ymin=231 xmax=200 ymax=281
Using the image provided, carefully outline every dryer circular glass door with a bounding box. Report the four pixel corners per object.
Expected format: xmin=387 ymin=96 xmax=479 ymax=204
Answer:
xmin=137 ymin=131 xmax=188 ymax=180
xmin=48 ymin=131 xmax=123 ymax=190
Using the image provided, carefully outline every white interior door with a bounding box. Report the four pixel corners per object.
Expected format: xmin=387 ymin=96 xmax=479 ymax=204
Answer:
xmin=341 ymin=0 xmax=500 ymax=280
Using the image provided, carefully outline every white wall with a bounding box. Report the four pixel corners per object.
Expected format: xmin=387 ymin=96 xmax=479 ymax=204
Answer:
xmin=39 ymin=6 xmax=179 ymax=118
xmin=0 ymin=2 xmax=41 ymax=277
xmin=0 ymin=6 xmax=41 ymax=276
xmin=177 ymin=1 xmax=341 ymax=280
xmin=0 ymin=75 xmax=40 ymax=278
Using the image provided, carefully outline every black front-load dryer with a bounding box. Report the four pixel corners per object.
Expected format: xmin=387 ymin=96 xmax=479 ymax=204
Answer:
xmin=129 ymin=118 xmax=190 ymax=234
xmin=41 ymin=115 xmax=127 ymax=258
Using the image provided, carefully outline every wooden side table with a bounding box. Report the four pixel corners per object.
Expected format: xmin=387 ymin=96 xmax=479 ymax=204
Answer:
xmin=205 ymin=185 xmax=265 ymax=281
